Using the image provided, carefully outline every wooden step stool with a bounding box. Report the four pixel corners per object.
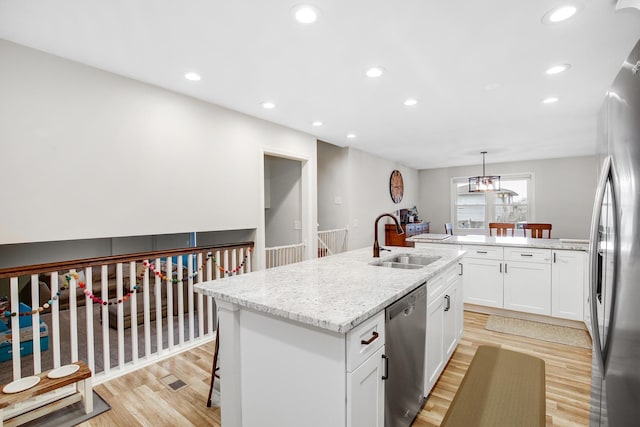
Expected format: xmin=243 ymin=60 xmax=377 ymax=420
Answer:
xmin=0 ymin=361 xmax=92 ymax=427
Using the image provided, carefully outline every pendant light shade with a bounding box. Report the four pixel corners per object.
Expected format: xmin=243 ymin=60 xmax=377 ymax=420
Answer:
xmin=468 ymin=152 xmax=500 ymax=192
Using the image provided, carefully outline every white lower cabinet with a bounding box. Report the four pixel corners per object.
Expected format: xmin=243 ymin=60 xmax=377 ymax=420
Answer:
xmin=443 ymin=279 xmax=460 ymax=359
xmin=462 ymin=244 xmax=585 ymax=321
xmin=347 ymin=346 xmax=385 ymax=427
xmin=463 ymin=257 xmax=503 ymax=307
xmin=424 ymin=264 xmax=462 ymax=396
xmin=425 ymin=293 xmax=445 ymax=394
xmin=503 ymin=260 xmax=551 ymax=315
xmin=552 ymin=250 xmax=586 ymax=320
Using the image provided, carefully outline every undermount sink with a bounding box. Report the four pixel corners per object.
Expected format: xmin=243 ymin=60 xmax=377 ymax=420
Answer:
xmin=388 ymin=254 xmax=441 ymax=266
xmin=372 ymin=254 xmax=441 ymax=269
xmin=374 ymin=261 xmax=425 ymax=270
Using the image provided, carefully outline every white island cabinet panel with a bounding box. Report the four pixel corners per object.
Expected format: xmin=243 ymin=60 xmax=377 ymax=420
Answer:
xmin=239 ymin=309 xmax=346 ymax=427
xmin=347 ymin=346 xmax=385 ymax=427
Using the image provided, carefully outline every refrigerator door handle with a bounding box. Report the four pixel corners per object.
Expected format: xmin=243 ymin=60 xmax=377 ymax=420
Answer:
xmin=589 ymin=155 xmax=611 ymax=373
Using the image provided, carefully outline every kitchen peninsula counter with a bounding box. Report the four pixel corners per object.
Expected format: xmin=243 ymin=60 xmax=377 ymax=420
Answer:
xmin=408 ymin=234 xmax=589 ymax=251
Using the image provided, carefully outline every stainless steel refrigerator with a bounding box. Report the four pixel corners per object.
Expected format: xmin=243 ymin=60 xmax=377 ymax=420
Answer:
xmin=589 ymin=39 xmax=640 ymax=426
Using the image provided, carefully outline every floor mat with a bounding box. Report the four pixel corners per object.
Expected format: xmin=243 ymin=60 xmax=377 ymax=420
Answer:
xmin=485 ymin=315 xmax=591 ymax=349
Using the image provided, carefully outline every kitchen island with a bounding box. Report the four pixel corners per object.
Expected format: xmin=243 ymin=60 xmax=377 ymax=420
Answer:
xmin=195 ymin=246 xmax=465 ymax=427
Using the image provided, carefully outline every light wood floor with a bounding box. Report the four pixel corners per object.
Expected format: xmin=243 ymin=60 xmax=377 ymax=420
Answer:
xmin=80 ymin=311 xmax=592 ymax=427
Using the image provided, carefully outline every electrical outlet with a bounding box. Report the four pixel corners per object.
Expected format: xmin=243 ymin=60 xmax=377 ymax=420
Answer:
xmin=353 ymin=219 xmax=359 ymax=227
xmin=334 ymin=196 xmax=342 ymax=205
xmin=294 ymin=220 xmax=301 ymax=230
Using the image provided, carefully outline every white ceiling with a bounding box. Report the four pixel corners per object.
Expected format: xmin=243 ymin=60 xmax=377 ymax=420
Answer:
xmin=1 ymin=0 xmax=639 ymax=169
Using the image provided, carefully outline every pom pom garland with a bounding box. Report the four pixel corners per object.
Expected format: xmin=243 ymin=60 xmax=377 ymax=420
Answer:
xmin=2 ymin=247 xmax=252 ymax=319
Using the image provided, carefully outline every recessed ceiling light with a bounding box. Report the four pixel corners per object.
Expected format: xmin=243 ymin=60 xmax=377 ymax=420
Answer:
xmin=366 ymin=67 xmax=385 ymax=78
xmin=293 ymin=5 xmax=319 ymax=24
xmin=261 ymin=101 xmax=276 ymax=109
xmin=545 ymin=64 xmax=571 ymax=75
xmin=346 ymin=133 xmax=357 ymax=139
xmin=542 ymin=5 xmax=578 ymax=23
xmin=542 ymin=97 xmax=559 ymax=104
xmin=404 ymin=99 xmax=418 ymax=106
xmin=312 ymin=121 xmax=323 ymax=127
xmin=184 ymin=72 xmax=201 ymax=81
xmin=484 ymin=83 xmax=501 ymax=91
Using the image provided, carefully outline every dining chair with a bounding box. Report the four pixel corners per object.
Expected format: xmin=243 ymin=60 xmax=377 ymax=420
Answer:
xmin=444 ymin=223 xmax=453 ymax=236
xmin=523 ymin=223 xmax=552 ymax=238
xmin=488 ymin=222 xmax=515 ymax=236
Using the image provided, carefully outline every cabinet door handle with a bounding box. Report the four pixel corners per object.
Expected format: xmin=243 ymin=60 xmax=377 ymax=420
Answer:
xmin=459 ymin=262 xmax=463 ymax=276
xmin=476 ymin=250 xmax=488 ymax=254
xmin=499 ymin=263 xmax=502 ymax=273
xmin=520 ymin=253 xmax=533 ymax=257
xmin=382 ymin=354 xmax=389 ymax=380
xmin=553 ymin=253 xmax=556 ymax=263
xmin=505 ymin=263 xmax=508 ymax=273
xmin=361 ymin=331 xmax=379 ymax=345
xmin=444 ymin=295 xmax=451 ymax=311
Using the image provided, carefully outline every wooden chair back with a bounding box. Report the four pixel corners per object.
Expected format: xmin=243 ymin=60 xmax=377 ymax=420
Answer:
xmin=523 ymin=223 xmax=552 ymax=238
xmin=444 ymin=223 xmax=453 ymax=236
xmin=488 ymin=222 xmax=515 ymax=237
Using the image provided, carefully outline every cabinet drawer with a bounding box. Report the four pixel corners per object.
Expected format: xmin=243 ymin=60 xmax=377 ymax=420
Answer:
xmin=504 ymin=247 xmax=551 ymax=263
xmin=427 ymin=274 xmax=446 ymax=301
xmin=347 ymin=312 xmax=385 ymax=372
xmin=462 ymin=245 xmax=503 ymax=260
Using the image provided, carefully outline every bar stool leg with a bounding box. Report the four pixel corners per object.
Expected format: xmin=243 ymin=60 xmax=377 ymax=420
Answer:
xmin=207 ymin=324 xmax=220 ymax=407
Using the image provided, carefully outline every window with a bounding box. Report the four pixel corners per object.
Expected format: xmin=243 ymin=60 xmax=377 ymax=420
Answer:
xmin=451 ymin=173 xmax=533 ymax=234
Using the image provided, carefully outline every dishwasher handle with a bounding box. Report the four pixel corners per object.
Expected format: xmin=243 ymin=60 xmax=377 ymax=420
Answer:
xmin=381 ymin=354 xmax=389 ymax=380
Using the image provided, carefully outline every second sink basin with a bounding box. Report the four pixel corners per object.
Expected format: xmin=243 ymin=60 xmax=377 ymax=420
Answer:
xmin=388 ymin=254 xmax=441 ymax=266
xmin=375 ymin=261 xmax=424 ymax=270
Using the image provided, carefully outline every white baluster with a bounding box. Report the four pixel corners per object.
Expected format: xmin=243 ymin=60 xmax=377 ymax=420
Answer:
xmin=51 ymin=272 xmax=60 ymax=368
xmin=85 ymin=267 xmax=95 ymax=375
xmin=188 ymin=254 xmax=195 ymax=342
xmin=129 ymin=261 xmax=138 ymax=363
xmin=177 ymin=255 xmax=184 ymax=346
xmin=30 ymin=273 xmax=41 ymax=374
xmin=69 ymin=270 xmax=78 ymax=362
xmin=143 ymin=260 xmax=151 ymax=357
xmin=116 ymin=263 xmax=125 ymax=368
xmin=206 ymin=251 xmax=214 ymax=335
xmin=101 ymin=265 xmax=110 ymax=374
xmin=167 ymin=256 xmax=174 ymax=350
xmin=10 ymin=277 xmax=20 ymax=379
xmin=197 ymin=252 xmax=204 ymax=339
xmin=155 ymin=258 xmax=163 ymax=355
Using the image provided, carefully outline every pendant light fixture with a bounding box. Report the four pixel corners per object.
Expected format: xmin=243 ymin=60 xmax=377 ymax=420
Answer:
xmin=468 ymin=151 xmax=501 ymax=192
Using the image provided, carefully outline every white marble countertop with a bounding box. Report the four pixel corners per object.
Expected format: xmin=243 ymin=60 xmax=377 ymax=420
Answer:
xmin=194 ymin=246 xmax=464 ymax=334
xmin=408 ymin=234 xmax=589 ymax=251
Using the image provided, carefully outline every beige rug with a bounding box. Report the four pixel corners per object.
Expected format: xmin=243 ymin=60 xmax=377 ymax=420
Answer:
xmin=485 ymin=315 xmax=592 ymax=349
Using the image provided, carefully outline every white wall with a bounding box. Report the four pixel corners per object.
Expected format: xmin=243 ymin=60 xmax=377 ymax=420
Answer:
xmin=0 ymin=41 xmax=316 ymax=256
xmin=317 ymin=142 xmax=349 ymax=231
xmin=317 ymin=141 xmax=420 ymax=251
xmin=418 ymin=155 xmax=598 ymax=239
xmin=264 ymin=156 xmax=301 ymax=247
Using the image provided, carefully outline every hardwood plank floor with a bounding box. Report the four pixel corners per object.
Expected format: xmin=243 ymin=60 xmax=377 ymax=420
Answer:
xmin=80 ymin=311 xmax=592 ymax=427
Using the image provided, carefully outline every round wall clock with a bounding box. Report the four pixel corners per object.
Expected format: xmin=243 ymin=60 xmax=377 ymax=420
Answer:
xmin=389 ymin=170 xmax=404 ymax=204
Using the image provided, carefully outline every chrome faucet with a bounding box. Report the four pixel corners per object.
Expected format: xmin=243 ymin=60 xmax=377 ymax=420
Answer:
xmin=373 ymin=213 xmax=404 ymax=257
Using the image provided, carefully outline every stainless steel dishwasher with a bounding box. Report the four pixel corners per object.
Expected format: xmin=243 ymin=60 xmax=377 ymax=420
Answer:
xmin=385 ymin=283 xmax=427 ymax=427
